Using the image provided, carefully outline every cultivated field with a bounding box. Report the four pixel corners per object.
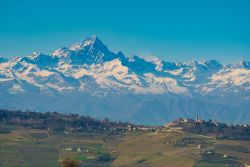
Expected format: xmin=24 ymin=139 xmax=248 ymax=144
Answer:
xmin=0 ymin=125 xmax=250 ymax=167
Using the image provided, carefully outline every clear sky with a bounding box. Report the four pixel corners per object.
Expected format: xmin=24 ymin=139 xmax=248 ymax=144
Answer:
xmin=0 ymin=0 xmax=250 ymax=64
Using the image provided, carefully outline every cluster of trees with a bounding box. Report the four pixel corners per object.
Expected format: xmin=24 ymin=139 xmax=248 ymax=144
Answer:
xmin=0 ymin=109 xmax=129 ymax=134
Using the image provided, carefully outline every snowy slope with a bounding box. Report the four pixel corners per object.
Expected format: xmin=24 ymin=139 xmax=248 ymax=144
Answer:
xmin=0 ymin=35 xmax=249 ymax=124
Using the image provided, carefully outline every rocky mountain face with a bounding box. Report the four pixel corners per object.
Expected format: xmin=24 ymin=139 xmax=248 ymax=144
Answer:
xmin=0 ymin=36 xmax=249 ymax=125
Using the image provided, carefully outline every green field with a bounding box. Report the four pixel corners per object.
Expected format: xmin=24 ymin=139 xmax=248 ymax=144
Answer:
xmin=0 ymin=126 xmax=250 ymax=167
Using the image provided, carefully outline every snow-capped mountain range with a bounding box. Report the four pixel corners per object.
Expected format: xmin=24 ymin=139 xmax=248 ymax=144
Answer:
xmin=0 ymin=35 xmax=249 ymax=124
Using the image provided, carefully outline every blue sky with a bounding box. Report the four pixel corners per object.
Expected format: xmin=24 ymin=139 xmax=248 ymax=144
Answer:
xmin=0 ymin=0 xmax=250 ymax=63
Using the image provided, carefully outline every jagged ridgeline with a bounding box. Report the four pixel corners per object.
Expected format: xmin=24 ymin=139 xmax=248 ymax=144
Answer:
xmin=0 ymin=35 xmax=250 ymax=125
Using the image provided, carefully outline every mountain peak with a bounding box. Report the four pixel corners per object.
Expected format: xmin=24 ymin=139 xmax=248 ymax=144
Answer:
xmin=202 ymin=60 xmax=223 ymax=70
xmin=51 ymin=35 xmax=118 ymax=64
xmin=69 ymin=35 xmax=103 ymax=51
xmin=83 ymin=35 xmax=99 ymax=45
xmin=88 ymin=35 xmax=97 ymax=41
